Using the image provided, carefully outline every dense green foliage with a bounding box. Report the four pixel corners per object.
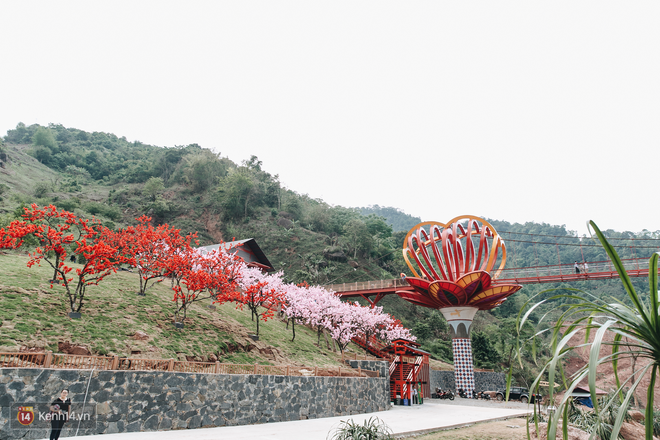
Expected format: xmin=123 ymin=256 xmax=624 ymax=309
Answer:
xmin=487 ymin=218 xmax=658 ymax=268
xmin=358 ymin=205 xmax=422 ymax=232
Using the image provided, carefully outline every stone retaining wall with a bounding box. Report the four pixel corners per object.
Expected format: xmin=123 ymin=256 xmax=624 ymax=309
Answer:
xmin=345 ymin=360 xmax=389 ymax=379
xmin=0 ymin=367 xmax=389 ymax=440
xmin=430 ymin=370 xmax=505 ymax=393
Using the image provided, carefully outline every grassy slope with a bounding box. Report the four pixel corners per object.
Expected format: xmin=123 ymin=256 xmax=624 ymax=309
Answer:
xmin=0 ymin=144 xmax=60 ymax=197
xmin=0 ymin=252 xmax=357 ymax=368
xmin=0 ymin=144 xmax=111 ymax=208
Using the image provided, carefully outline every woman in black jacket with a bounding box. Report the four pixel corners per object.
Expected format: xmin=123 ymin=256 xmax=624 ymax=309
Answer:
xmin=49 ymin=389 xmax=70 ymax=440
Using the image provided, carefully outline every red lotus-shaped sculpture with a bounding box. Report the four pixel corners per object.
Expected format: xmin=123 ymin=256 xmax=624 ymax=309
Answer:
xmin=397 ymin=216 xmax=522 ymax=311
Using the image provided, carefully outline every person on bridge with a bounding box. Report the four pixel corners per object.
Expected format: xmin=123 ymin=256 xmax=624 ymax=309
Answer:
xmin=574 ymin=261 xmax=580 ymax=274
xmin=583 ymin=262 xmax=589 ymax=273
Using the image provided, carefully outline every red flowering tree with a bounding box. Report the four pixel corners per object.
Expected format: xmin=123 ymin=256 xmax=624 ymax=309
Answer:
xmin=108 ymin=216 xmax=197 ymax=295
xmin=0 ymin=219 xmax=38 ymax=250
xmin=165 ymin=247 xmax=243 ymax=326
xmin=227 ymin=267 xmax=287 ymax=336
xmin=0 ymin=204 xmax=128 ymax=315
xmin=65 ymin=230 xmax=129 ymax=314
xmin=1 ymin=205 xmax=77 ymax=281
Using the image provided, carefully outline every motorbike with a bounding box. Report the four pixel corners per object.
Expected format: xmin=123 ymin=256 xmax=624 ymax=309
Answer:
xmin=437 ymin=389 xmax=455 ymax=400
xmin=476 ymin=391 xmax=491 ymax=400
xmin=458 ymin=389 xmax=484 ymax=399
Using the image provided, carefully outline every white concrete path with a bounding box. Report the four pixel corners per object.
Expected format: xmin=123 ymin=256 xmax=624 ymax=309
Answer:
xmin=73 ymin=400 xmax=531 ymax=440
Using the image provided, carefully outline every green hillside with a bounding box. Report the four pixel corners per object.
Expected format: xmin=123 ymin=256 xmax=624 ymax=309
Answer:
xmin=0 ymin=123 xmax=412 ymax=286
xmin=0 ymin=251 xmax=361 ymax=368
xmin=1 ymin=122 xmax=658 ymax=385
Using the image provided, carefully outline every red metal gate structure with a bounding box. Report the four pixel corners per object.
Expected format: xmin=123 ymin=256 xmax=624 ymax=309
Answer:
xmin=381 ymin=338 xmax=430 ymax=404
xmin=350 ymin=334 xmax=430 ymax=404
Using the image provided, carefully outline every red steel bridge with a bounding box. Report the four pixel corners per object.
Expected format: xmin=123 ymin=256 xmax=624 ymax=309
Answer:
xmin=331 ymin=257 xmax=657 ymax=306
xmin=334 ymin=223 xmax=660 ymax=399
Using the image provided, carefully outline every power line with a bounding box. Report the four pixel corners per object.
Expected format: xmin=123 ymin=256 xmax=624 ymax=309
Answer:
xmin=501 ymin=237 xmax=660 ymax=249
xmin=392 ymin=233 xmax=659 ymax=249
xmin=321 ymin=230 xmax=660 ymax=286
xmin=499 ymin=230 xmax=660 ymax=241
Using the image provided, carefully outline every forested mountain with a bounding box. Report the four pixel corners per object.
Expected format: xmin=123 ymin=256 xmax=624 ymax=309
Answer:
xmin=358 ymin=205 xmax=422 ymax=232
xmin=0 ymin=123 xmax=411 ymax=286
xmin=2 ymin=122 xmax=658 ymax=383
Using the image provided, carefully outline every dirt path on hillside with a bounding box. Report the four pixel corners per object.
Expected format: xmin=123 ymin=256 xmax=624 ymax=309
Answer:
xmin=564 ymin=327 xmax=660 ymax=408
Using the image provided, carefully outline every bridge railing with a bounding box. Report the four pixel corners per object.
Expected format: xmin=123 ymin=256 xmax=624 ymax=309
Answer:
xmin=327 ymin=278 xmax=409 ymax=294
xmin=331 ymin=258 xmax=652 ymax=293
xmin=494 ymin=257 xmax=647 ymax=281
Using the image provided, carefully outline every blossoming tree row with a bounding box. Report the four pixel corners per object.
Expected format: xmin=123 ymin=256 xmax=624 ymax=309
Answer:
xmin=0 ymin=204 xmax=413 ymax=350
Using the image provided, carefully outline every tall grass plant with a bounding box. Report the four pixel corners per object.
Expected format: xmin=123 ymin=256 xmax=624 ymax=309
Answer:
xmin=518 ymin=221 xmax=659 ymax=440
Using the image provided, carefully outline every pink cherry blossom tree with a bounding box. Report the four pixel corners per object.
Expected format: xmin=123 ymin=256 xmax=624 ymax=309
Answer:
xmin=287 ymin=283 xmax=342 ymax=345
xmin=281 ymin=281 xmax=416 ymax=350
xmin=351 ymin=304 xmax=393 ymax=347
xmin=281 ymin=283 xmax=311 ymax=341
xmin=326 ymin=300 xmax=361 ymax=352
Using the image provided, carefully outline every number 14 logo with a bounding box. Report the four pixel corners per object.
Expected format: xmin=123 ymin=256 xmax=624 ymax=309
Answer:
xmin=17 ymin=406 xmax=34 ymax=425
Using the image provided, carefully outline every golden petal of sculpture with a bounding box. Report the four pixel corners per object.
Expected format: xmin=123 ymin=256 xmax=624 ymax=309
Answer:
xmin=396 ymin=216 xmax=522 ymax=311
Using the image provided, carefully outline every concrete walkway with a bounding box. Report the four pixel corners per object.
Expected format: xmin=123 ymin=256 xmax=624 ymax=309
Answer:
xmin=74 ymin=400 xmax=531 ymax=440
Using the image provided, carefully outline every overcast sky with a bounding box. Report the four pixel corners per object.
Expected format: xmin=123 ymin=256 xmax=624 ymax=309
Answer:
xmin=1 ymin=2 xmax=658 ymax=236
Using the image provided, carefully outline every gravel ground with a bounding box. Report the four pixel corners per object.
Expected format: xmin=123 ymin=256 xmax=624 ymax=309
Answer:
xmin=427 ymin=396 xmax=542 ymax=411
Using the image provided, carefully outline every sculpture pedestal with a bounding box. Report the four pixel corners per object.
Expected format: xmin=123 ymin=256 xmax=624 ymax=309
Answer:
xmin=440 ymin=306 xmax=478 ymax=399
xmin=452 ymin=338 xmax=475 ymax=398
